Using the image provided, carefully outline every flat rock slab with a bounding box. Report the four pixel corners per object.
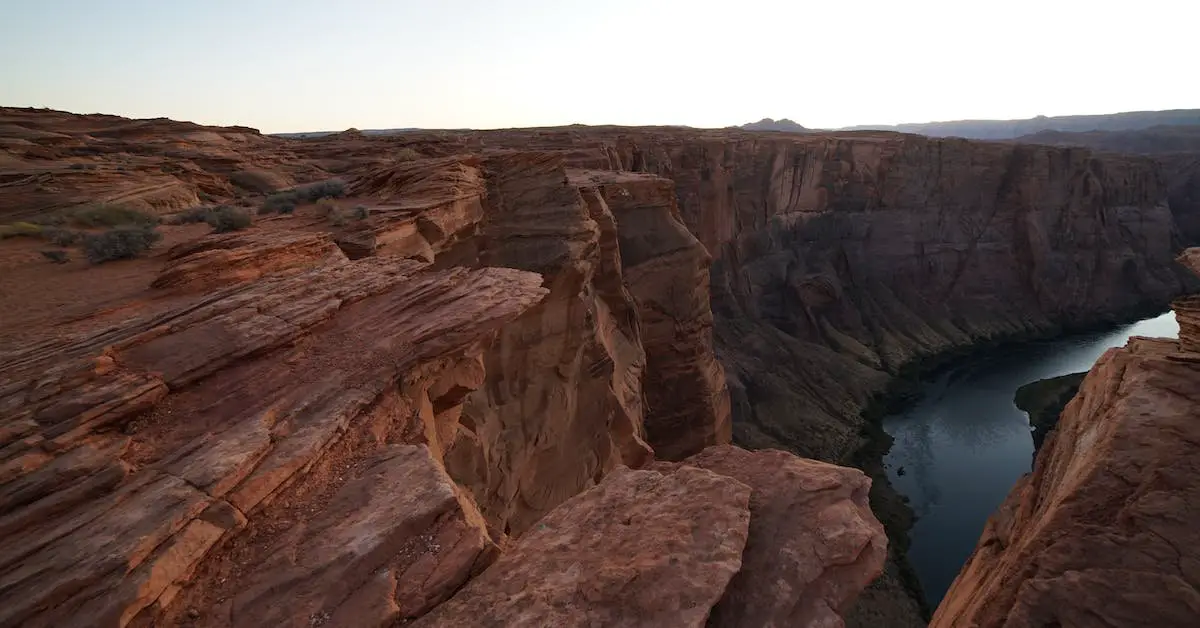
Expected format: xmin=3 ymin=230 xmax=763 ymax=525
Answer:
xmin=232 ymin=444 xmax=495 ymax=627
xmin=414 ymin=465 xmax=752 ymax=628
xmin=682 ymin=445 xmax=888 ymax=628
xmin=0 ymin=258 xmax=548 ymax=627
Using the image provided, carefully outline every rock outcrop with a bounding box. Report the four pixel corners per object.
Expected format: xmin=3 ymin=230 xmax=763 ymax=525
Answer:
xmin=419 ymin=445 xmax=886 ymax=628
xmin=415 ymin=465 xmax=752 ymax=628
xmin=8 ymin=107 xmax=1200 ymax=627
xmin=426 ymin=127 xmax=1197 ymax=462
xmin=0 ymin=258 xmax=547 ymax=627
xmin=570 ymin=169 xmax=731 ymax=460
xmin=665 ymin=446 xmax=887 ymax=627
xmin=0 ymin=134 xmax=747 ymax=627
xmin=1012 ymin=371 xmax=1086 ymax=452
xmin=931 ymin=249 xmax=1200 ymax=627
xmin=152 ymin=231 xmax=346 ymax=291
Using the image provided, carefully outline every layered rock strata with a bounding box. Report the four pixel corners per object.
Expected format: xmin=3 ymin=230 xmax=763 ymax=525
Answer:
xmin=0 ymin=147 xmax=752 ymax=627
xmin=418 ymin=446 xmax=886 ymax=628
xmin=930 ymin=249 xmax=1200 ymax=627
xmin=0 ymin=258 xmax=547 ymax=627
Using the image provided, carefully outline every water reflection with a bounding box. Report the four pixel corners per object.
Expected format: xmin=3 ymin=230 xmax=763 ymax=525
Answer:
xmin=883 ymin=312 xmax=1179 ymax=607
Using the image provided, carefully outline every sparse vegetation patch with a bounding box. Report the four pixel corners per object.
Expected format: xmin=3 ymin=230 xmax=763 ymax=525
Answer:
xmin=0 ymin=222 xmax=44 ymax=239
xmin=40 ymin=249 xmax=70 ymax=264
xmin=43 ymin=227 xmax=81 ymax=246
xmin=204 ymin=206 xmax=252 ymax=233
xmin=83 ymin=225 xmax=162 ymax=264
xmin=258 ymin=178 xmax=347 ymax=214
xmin=70 ymin=204 xmax=159 ymax=228
xmin=229 ymin=170 xmax=279 ymax=194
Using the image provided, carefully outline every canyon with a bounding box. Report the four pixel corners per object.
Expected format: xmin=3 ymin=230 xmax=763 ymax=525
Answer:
xmin=1 ymin=106 xmax=1199 ymax=627
xmin=931 ymin=250 xmax=1200 ymax=626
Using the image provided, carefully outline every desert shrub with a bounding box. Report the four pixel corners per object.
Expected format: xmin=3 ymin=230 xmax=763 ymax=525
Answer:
xmin=351 ymin=205 xmax=370 ymax=220
xmin=259 ymin=178 xmax=346 ymax=214
xmin=42 ymin=227 xmax=81 ymax=246
xmin=229 ymin=170 xmax=279 ymax=194
xmin=296 ymin=179 xmax=347 ymax=202
xmin=70 ymin=204 xmax=159 ymax=228
xmin=83 ymin=225 xmax=162 ymax=264
xmin=168 ymin=206 xmax=215 ymax=225
xmin=0 ymin=222 xmax=43 ymax=239
xmin=260 ymin=192 xmax=298 ymax=214
xmin=40 ymin=249 xmax=69 ymax=264
xmin=28 ymin=212 xmax=68 ymax=226
xmin=204 ymin=206 xmax=252 ymax=233
xmin=328 ymin=209 xmax=347 ymax=227
xmin=394 ymin=147 xmax=422 ymax=161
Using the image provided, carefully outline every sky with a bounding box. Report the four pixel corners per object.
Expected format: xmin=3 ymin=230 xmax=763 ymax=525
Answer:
xmin=1 ymin=0 xmax=1195 ymax=133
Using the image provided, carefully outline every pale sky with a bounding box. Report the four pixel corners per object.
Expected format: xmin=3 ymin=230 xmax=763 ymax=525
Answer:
xmin=1 ymin=0 xmax=1195 ymax=133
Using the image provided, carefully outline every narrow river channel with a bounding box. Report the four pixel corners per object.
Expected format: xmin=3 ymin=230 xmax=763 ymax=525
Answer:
xmin=882 ymin=311 xmax=1180 ymax=607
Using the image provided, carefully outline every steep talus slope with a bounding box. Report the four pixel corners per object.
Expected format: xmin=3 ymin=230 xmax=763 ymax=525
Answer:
xmin=931 ymin=249 xmax=1200 ymax=627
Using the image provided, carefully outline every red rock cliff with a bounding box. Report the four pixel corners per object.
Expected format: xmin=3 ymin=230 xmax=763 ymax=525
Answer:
xmin=440 ymin=128 xmax=1196 ymax=461
xmin=0 ymin=124 xmax=772 ymax=627
xmin=930 ymin=249 xmax=1200 ymax=627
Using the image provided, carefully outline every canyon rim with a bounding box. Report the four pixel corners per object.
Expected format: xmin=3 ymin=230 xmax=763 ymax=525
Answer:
xmin=1 ymin=106 xmax=1199 ymax=627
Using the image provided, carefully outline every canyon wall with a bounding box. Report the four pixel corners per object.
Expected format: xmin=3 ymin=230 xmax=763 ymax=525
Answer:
xmin=5 ymin=108 xmax=1199 ymax=626
xmin=445 ymin=129 xmax=1197 ymax=463
xmin=931 ymin=249 xmax=1200 ymax=626
xmin=443 ymin=129 xmax=1199 ymax=626
xmin=6 ymin=124 xmax=880 ymax=628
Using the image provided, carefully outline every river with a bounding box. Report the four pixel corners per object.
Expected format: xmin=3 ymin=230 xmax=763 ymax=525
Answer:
xmin=882 ymin=311 xmax=1180 ymax=607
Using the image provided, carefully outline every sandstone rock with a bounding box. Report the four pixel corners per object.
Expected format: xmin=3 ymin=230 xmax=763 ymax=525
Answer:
xmin=231 ymin=445 xmax=495 ymax=627
xmin=932 ymin=255 xmax=1200 ymax=626
xmin=571 ymin=169 xmax=731 ymax=460
xmin=440 ymin=152 xmax=657 ymax=535
xmin=9 ymin=107 xmax=1196 ymax=628
xmin=341 ymin=156 xmax=484 ymax=260
xmin=0 ymin=258 xmax=547 ymax=627
xmin=151 ymin=231 xmax=346 ymax=292
xmin=1012 ymin=371 xmax=1086 ymax=452
xmin=680 ymin=446 xmax=888 ymax=627
xmin=414 ymin=465 xmax=752 ymax=628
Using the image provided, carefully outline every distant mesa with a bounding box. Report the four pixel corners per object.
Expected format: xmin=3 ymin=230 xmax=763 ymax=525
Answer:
xmin=839 ymin=109 xmax=1200 ymax=140
xmin=740 ymin=118 xmax=808 ymax=132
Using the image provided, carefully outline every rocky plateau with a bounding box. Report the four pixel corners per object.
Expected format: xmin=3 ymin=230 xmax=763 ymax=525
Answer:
xmin=2 ymin=106 xmax=1199 ymax=627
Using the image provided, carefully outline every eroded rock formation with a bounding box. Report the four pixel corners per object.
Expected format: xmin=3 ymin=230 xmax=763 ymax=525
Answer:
xmin=418 ymin=445 xmax=886 ymax=628
xmin=0 ymin=133 xmax=754 ymax=627
xmin=0 ymin=258 xmax=547 ymax=627
xmin=5 ymin=107 xmax=1199 ymax=627
xmin=931 ymin=249 xmax=1200 ymax=627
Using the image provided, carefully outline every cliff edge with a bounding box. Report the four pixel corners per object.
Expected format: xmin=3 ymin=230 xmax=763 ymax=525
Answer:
xmin=931 ymin=249 xmax=1200 ymax=626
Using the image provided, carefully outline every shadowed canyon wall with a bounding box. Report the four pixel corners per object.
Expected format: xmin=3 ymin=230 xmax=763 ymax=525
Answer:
xmin=4 ymin=107 xmax=1199 ymax=626
xmin=931 ymin=249 xmax=1200 ymax=626
xmin=451 ymin=129 xmax=1197 ymax=462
